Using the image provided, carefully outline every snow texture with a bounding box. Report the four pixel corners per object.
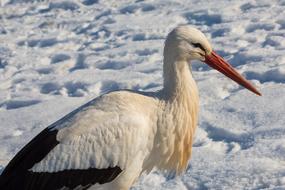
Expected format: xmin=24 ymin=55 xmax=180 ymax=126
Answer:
xmin=0 ymin=0 xmax=285 ymax=189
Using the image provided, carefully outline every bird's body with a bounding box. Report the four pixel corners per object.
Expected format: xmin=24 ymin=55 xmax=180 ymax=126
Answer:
xmin=0 ymin=26 xmax=260 ymax=190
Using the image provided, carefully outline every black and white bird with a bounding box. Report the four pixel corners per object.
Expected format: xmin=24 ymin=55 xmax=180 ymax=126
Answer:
xmin=0 ymin=26 xmax=261 ymax=190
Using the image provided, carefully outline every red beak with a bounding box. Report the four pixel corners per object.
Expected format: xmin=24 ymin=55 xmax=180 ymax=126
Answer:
xmin=204 ymin=51 xmax=261 ymax=96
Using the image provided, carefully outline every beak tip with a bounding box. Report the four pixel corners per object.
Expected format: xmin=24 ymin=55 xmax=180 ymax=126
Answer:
xmin=251 ymin=88 xmax=262 ymax=96
xmin=247 ymin=86 xmax=262 ymax=96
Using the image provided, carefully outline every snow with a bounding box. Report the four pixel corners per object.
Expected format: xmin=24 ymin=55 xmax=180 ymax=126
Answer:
xmin=0 ymin=0 xmax=284 ymax=189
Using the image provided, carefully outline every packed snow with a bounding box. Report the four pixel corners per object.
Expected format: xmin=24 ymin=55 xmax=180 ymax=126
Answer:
xmin=0 ymin=0 xmax=285 ymax=189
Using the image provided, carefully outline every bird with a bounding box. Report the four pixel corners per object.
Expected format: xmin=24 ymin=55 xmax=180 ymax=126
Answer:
xmin=0 ymin=25 xmax=261 ymax=190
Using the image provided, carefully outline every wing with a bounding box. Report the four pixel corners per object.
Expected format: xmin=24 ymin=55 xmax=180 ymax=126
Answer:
xmin=0 ymin=91 xmax=154 ymax=190
xmin=0 ymin=127 xmax=122 ymax=190
xmin=0 ymin=97 xmax=124 ymax=190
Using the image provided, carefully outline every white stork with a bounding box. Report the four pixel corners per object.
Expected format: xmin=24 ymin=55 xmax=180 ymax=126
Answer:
xmin=0 ymin=25 xmax=261 ymax=190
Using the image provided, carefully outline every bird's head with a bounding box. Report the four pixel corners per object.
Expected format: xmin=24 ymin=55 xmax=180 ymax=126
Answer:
xmin=164 ymin=25 xmax=261 ymax=96
xmin=165 ymin=25 xmax=212 ymax=62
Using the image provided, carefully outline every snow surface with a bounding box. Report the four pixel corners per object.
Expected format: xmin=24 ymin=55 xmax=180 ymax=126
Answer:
xmin=0 ymin=0 xmax=285 ymax=189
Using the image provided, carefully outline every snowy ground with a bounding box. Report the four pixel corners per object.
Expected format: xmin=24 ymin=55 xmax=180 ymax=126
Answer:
xmin=0 ymin=0 xmax=285 ymax=189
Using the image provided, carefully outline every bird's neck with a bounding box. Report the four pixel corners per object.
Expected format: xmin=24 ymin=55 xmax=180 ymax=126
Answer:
xmin=162 ymin=57 xmax=195 ymax=100
xmin=152 ymin=56 xmax=199 ymax=173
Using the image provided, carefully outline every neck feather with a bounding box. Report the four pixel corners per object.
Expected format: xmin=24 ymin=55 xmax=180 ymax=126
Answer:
xmin=162 ymin=57 xmax=194 ymax=100
xmin=154 ymin=54 xmax=199 ymax=173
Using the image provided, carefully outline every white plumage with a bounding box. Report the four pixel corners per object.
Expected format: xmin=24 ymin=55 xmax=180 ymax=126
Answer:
xmin=0 ymin=25 xmax=260 ymax=190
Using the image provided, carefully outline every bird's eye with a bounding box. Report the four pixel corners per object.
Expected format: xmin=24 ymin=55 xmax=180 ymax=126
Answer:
xmin=191 ymin=43 xmax=206 ymax=52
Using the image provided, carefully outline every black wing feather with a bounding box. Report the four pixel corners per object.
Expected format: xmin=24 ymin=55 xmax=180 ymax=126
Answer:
xmin=0 ymin=127 xmax=122 ymax=190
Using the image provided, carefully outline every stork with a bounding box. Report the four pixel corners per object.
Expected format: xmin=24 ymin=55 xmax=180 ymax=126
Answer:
xmin=0 ymin=26 xmax=261 ymax=190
